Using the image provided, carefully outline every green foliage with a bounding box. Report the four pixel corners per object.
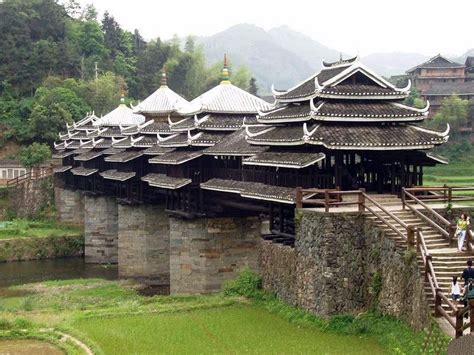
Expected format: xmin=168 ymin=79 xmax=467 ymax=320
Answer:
xmin=222 ymin=268 xmax=262 ymax=298
xmin=427 ymin=94 xmax=468 ymax=138
xmin=18 ymin=143 xmax=51 ymax=168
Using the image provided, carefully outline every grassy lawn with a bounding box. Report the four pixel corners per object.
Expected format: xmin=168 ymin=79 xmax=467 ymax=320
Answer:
xmin=0 ymin=219 xmax=81 ymax=240
xmin=73 ymin=306 xmax=385 ymax=354
xmin=0 ymin=277 xmax=448 ymax=354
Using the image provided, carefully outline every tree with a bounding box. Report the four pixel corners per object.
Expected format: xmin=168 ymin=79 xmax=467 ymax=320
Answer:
xmin=428 ymin=94 xmax=468 ymax=134
xmin=29 ymin=103 xmax=73 ymax=143
xmin=404 ymin=87 xmax=425 ymax=108
xmin=19 ymin=142 xmax=51 ymax=168
xmin=232 ymin=65 xmax=252 ymax=91
xmin=249 ymin=77 xmax=258 ymax=96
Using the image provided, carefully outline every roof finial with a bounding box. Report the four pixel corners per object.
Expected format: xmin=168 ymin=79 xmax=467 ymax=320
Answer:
xmin=160 ymin=65 xmax=168 ymax=87
xmin=120 ymin=79 xmax=126 ymax=105
xmin=339 ymin=52 xmax=342 ymax=61
xmin=221 ymin=53 xmax=231 ymax=84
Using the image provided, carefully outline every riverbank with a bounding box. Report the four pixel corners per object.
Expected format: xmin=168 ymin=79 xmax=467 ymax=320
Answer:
xmin=0 ymin=271 xmax=450 ymax=354
xmin=0 ymin=219 xmax=83 ymax=262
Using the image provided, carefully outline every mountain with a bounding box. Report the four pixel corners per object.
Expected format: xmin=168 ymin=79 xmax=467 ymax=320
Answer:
xmin=196 ymin=24 xmax=340 ymax=94
xmin=267 ymin=25 xmax=342 ymax=71
xmin=454 ymin=48 xmax=474 ymax=64
xmin=361 ymin=52 xmax=430 ymax=77
xmin=196 ymin=24 xmax=472 ymax=93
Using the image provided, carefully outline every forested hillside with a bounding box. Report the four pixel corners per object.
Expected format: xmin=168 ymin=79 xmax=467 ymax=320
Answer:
xmin=0 ymin=0 xmax=255 ymax=157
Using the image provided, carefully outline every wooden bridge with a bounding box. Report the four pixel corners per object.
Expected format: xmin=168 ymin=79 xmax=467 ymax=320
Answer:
xmin=296 ymin=185 xmax=474 ymax=338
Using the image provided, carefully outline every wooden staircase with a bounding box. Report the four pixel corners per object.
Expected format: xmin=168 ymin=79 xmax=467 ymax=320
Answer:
xmin=366 ymin=209 xmax=474 ymax=309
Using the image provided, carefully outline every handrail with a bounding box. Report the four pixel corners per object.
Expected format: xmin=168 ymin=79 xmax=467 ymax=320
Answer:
xmin=6 ymin=166 xmax=54 ymax=187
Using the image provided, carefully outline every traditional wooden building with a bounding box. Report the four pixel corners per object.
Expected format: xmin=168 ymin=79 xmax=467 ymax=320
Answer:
xmin=407 ymin=54 xmax=474 ymax=131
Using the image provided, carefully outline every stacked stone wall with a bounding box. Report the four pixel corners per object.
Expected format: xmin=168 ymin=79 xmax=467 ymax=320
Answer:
xmin=9 ymin=176 xmax=54 ymax=219
xmin=118 ymin=204 xmax=170 ymax=285
xmin=54 ymin=187 xmax=84 ymax=225
xmin=259 ymin=210 xmax=430 ymax=330
xmin=84 ymin=195 xmax=118 ymax=264
xmin=170 ymin=216 xmax=260 ymax=294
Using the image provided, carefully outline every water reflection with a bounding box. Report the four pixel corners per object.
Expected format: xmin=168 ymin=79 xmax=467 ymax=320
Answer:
xmin=0 ymin=258 xmax=117 ymax=287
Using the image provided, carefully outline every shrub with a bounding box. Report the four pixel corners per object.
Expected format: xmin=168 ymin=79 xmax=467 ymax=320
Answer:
xmin=222 ymin=268 xmax=262 ymax=298
xmin=0 ymin=318 xmax=12 ymax=330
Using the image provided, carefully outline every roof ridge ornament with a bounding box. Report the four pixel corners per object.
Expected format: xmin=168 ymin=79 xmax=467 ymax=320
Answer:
xmin=303 ymin=123 xmax=319 ymax=142
xmin=157 ymin=133 xmax=179 ymax=143
xmin=245 ymin=125 xmax=275 ymax=138
xmin=160 ymin=65 xmax=168 ymax=87
xmin=220 ymin=54 xmax=231 ymax=84
xmin=309 ymin=98 xmax=324 ymax=114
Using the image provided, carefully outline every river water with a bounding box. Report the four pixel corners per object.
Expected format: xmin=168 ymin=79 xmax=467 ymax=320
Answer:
xmin=0 ymin=257 xmax=118 ymax=288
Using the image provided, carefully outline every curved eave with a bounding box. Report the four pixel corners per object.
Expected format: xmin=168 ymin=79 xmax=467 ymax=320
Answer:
xmin=257 ymin=115 xmax=312 ymax=124
xmin=312 ymin=115 xmax=426 ymax=123
xmin=317 ymin=92 xmax=409 ymax=100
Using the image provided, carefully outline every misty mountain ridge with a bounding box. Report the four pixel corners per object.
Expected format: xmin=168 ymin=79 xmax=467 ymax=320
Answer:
xmin=195 ymin=24 xmax=471 ymax=95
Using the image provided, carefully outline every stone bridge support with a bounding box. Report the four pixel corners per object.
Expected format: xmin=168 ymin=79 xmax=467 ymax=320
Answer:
xmin=83 ymin=195 xmax=118 ymax=264
xmin=54 ymin=187 xmax=84 ymax=225
xmin=118 ymin=204 xmax=170 ymax=286
xmin=170 ymin=216 xmax=261 ymax=294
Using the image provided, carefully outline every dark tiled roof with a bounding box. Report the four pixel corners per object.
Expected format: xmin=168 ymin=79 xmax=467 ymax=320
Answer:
xmin=315 ymin=102 xmax=425 ymax=121
xmin=71 ymin=148 xmax=92 ymax=155
xmin=100 ymin=127 xmax=123 ymax=137
xmin=243 ymin=152 xmax=325 ymax=168
xmin=158 ymin=134 xmax=188 ymax=147
xmin=74 ymin=124 xmax=95 ymax=131
xmin=259 ymin=104 xmax=312 ymax=122
xmin=197 ymin=114 xmax=246 ymax=130
xmin=121 ymin=125 xmax=139 ymax=135
xmin=204 ymin=129 xmax=267 ymax=156
xmin=53 ymin=165 xmax=72 ymax=173
xmin=101 ymin=148 xmax=126 ymax=155
xmin=423 ymin=81 xmax=474 ymax=95
xmin=149 ymin=149 xmax=203 ymax=165
xmin=104 ymin=150 xmax=144 ymax=163
xmin=201 ymin=178 xmax=296 ymax=204
xmin=169 ymin=117 xmax=194 ymax=131
xmin=275 ymin=66 xmax=348 ymax=101
xmin=191 ymin=132 xmax=227 ymax=146
xmin=320 ymin=83 xmax=405 ymax=97
xmin=65 ymin=141 xmax=81 ymax=149
xmin=52 ymin=151 xmax=75 ymax=159
xmin=100 ymin=169 xmax=136 ymax=181
xmin=95 ymin=138 xmax=113 ymax=149
xmin=112 ymin=137 xmax=132 ymax=148
xmin=68 ymin=131 xmax=89 ymax=140
xmin=407 ymin=55 xmax=464 ymax=73
xmin=133 ymin=135 xmax=157 ymax=147
xmin=141 ymin=122 xmax=172 ymax=134
xmin=74 ymin=151 xmax=103 ymax=162
xmin=141 ymin=173 xmax=191 ymax=189
xmin=248 ymin=123 xmax=448 ymax=149
xmin=70 ymin=167 xmax=98 ymax=176
xmin=142 ymin=145 xmax=175 ymax=156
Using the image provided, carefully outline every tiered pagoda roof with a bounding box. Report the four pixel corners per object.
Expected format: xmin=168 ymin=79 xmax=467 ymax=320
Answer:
xmin=244 ymin=56 xmax=448 ymax=155
xmin=133 ymin=69 xmax=189 ymax=117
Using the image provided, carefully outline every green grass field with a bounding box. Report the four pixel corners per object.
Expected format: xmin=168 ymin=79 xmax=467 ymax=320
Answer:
xmin=0 ymin=278 xmax=443 ymax=354
xmin=0 ymin=219 xmax=81 ymax=240
xmin=73 ymin=306 xmax=385 ymax=354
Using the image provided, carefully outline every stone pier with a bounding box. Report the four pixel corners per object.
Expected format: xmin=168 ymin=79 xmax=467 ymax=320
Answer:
xmin=54 ymin=187 xmax=84 ymax=225
xmin=170 ymin=216 xmax=261 ymax=294
xmin=83 ymin=195 xmax=118 ymax=263
xmin=118 ymin=204 xmax=170 ymax=285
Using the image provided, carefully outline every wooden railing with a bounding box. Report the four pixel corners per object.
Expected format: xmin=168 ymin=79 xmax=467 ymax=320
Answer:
xmin=402 ymin=186 xmax=474 ymax=251
xmin=416 ymin=227 xmax=474 ymax=337
xmin=6 ymin=166 xmax=54 ymax=187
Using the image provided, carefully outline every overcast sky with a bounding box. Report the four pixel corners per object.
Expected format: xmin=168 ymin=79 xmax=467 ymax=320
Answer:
xmin=77 ymin=0 xmax=473 ymax=56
